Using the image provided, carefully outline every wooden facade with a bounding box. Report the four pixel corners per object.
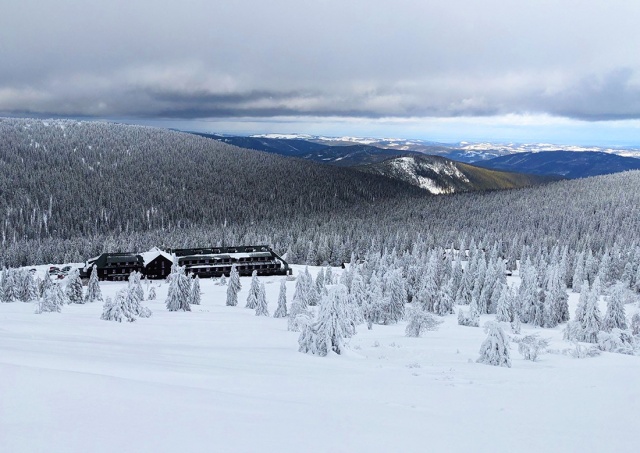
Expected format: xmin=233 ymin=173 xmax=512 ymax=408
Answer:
xmin=83 ymin=253 xmax=145 ymax=281
xmin=172 ymin=245 xmax=290 ymax=278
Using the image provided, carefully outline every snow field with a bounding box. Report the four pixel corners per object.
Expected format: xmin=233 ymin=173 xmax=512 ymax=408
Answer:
xmin=1 ymin=265 xmax=639 ymax=452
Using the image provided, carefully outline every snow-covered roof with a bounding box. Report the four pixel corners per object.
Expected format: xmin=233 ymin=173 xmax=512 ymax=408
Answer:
xmin=140 ymin=247 xmax=174 ymax=266
xmin=179 ymin=252 xmax=271 ymax=260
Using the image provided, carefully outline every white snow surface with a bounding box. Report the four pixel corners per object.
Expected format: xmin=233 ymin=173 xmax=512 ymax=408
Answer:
xmin=1 ymin=265 xmax=639 ymax=453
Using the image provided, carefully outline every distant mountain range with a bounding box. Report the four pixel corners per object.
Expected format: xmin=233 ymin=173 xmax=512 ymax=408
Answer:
xmin=192 ymin=132 xmax=640 ymax=182
xmin=192 ymin=133 xmax=554 ymax=193
xmin=473 ymin=151 xmax=640 ymax=179
xmin=248 ymin=133 xmax=640 ymax=162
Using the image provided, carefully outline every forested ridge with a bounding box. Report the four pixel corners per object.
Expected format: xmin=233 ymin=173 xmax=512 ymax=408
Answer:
xmin=1 ymin=117 xmax=640 ymax=269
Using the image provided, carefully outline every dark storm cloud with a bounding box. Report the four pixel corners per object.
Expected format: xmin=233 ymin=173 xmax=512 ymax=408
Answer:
xmin=1 ymin=0 xmax=639 ymax=122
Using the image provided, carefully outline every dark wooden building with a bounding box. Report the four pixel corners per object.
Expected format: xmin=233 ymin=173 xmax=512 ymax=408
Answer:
xmin=83 ymin=253 xmax=145 ymax=281
xmin=141 ymin=248 xmax=174 ymax=279
xmin=171 ymin=245 xmax=290 ymax=278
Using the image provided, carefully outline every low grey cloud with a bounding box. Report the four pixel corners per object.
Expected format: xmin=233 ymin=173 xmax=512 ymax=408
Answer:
xmin=1 ymin=0 xmax=639 ymax=123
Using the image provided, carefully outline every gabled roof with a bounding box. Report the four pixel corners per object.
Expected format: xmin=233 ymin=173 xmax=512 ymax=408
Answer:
xmin=140 ymin=247 xmax=174 ymax=267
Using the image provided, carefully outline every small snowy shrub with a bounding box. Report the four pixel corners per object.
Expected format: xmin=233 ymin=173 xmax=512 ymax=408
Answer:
xmin=458 ymin=308 xmax=479 ymax=327
xmin=514 ymin=334 xmax=550 ymax=361
xmin=148 ymin=286 xmax=156 ymax=300
xmin=597 ymin=329 xmax=637 ymax=355
xmin=405 ymin=306 xmax=443 ymax=337
xmin=565 ymin=342 xmax=601 ymax=359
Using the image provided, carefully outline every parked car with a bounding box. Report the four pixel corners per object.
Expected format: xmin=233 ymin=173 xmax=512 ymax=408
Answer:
xmin=57 ymin=265 xmax=72 ymax=279
xmin=48 ymin=266 xmax=60 ymax=276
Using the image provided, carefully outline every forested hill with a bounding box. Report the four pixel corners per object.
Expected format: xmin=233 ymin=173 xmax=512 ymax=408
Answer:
xmin=2 ymin=117 xmax=640 ymax=269
xmin=473 ymin=151 xmax=640 ymax=179
xmin=0 ymin=118 xmax=424 ymax=246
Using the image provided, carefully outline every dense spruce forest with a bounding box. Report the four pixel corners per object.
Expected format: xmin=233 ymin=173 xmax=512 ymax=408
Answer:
xmin=1 ymin=118 xmax=640 ymax=275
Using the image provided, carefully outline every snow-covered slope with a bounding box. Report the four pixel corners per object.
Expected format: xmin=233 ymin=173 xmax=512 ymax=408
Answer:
xmin=1 ymin=265 xmax=639 ymax=453
xmin=355 ymin=155 xmax=555 ymax=194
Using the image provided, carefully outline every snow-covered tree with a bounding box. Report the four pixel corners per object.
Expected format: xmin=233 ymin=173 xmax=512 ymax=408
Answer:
xmin=325 ymin=266 xmax=334 ymax=285
xmin=495 ymin=284 xmax=512 ymax=322
xmin=631 ymin=313 xmax=640 ymax=336
xmin=101 ymin=290 xmax=135 ymax=322
xmin=126 ymin=284 xmax=152 ymax=319
xmin=190 ymin=275 xmax=201 ymax=306
xmin=255 ymin=282 xmax=269 ymax=316
xmin=288 ymin=294 xmax=312 ymax=332
xmin=315 ymin=267 xmax=325 ymax=293
xmin=273 ymin=279 xmax=288 ymax=318
xmin=128 ymin=271 xmax=144 ymax=303
xmin=405 ymin=305 xmax=442 ymax=337
xmin=245 ymin=271 xmax=260 ymax=309
xmin=380 ymin=268 xmax=406 ymax=324
xmin=165 ymin=264 xmax=191 ymax=312
xmin=363 ymin=273 xmax=383 ymax=329
xmin=458 ymin=297 xmax=480 ymax=327
xmin=575 ymin=280 xmax=590 ymax=324
xmin=299 ymin=285 xmax=353 ymax=356
xmin=40 ymin=272 xmax=53 ymax=298
xmin=602 ymin=282 xmax=628 ymax=332
xmin=597 ymin=329 xmax=637 ymax=355
xmin=477 ymin=321 xmax=511 ymax=367
xmin=65 ymin=268 xmax=84 ymax=304
xmin=291 ymin=270 xmax=312 ymax=310
xmin=35 ymin=285 xmax=64 ymax=313
xmin=148 ymin=286 xmax=156 ymax=300
xmin=226 ymin=264 xmax=241 ymax=306
xmin=217 ymin=274 xmax=227 ymax=286
xmin=84 ymin=264 xmax=103 ymax=303
xmin=581 ymin=280 xmax=602 ymax=343
xmin=0 ymin=268 xmax=12 ymax=302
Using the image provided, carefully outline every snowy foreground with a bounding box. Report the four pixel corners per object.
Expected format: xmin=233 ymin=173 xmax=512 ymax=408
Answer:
xmin=1 ymin=265 xmax=639 ymax=453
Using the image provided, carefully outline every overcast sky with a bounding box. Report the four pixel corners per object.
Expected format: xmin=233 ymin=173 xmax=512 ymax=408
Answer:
xmin=2 ymin=0 xmax=639 ymax=144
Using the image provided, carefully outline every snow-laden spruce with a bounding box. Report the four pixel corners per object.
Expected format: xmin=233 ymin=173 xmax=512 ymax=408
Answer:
xmin=298 ymin=284 xmax=355 ymax=356
xmin=255 ymin=282 xmax=269 ymax=316
xmin=35 ymin=285 xmax=65 ymax=314
xmin=129 ymin=271 xmax=145 ymax=303
xmin=84 ymin=264 xmax=103 ymax=303
xmin=602 ymin=282 xmax=628 ymax=332
xmin=477 ymin=322 xmax=511 ymax=367
xmin=127 ymin=273 xmax=152 ymax=318
xmin=101 ymin=283 xmax=152 ymax=322
xmin=226 ymin=264 xmax=241 ymax=306
xmin=190 ymin=275 xmax=201 ymax=306
xmin=65 ymin=268 xmax=84 ymax=304
xmin=273 ymin=279 xmax=288 ymax=318
xmin=245 ymin=271 xmax=260 ymax=309
xmin=101 ymin=291 xmax=132 ymax=322
xmin=165 ymin=264 xmax=191 ymax=312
